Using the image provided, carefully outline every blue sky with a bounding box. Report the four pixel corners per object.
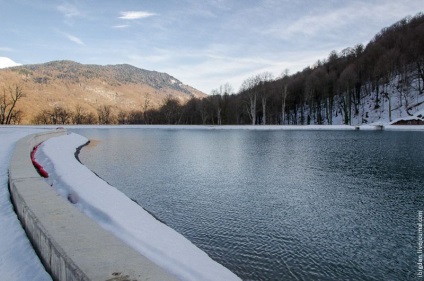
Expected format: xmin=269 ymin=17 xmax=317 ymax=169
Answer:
xmin=0 ymin=0 xmax=421 ymax=94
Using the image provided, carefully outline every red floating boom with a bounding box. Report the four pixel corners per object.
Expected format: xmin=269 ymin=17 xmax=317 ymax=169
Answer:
xmin=31 ymin=144 xmax=49 ymax=178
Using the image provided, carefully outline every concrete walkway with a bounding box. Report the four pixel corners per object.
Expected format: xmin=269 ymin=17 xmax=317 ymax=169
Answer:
xmin=9 ymin=129 xmax=179 ymax=281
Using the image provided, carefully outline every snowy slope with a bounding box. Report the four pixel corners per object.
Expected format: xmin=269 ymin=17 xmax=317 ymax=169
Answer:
xmin=0 ymin=57 xmax=21 ymax=69
xmin=343 ymin=76 xmax=424 ymax=126
xmin=293 ymin=72 xmax=424 ymax=126
xmin=0 ymin=127 xmax=51 ymax=281
xmin=36 ymin=133 xmax=241 ymax=281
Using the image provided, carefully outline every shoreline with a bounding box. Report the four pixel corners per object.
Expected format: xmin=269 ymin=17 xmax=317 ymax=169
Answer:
xmin=2 ymin=124 xmax=424 ymax=131
xmin=34 ymin=132 xmax=243 ymax=281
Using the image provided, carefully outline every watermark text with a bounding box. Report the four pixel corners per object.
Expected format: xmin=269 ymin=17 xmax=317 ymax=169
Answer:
xmin=418 ymin=210 xmax=423 ymax=278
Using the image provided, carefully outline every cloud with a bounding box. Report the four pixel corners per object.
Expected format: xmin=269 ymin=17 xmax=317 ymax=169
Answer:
xmin=112 ymin=25 xmax=130 ymax=29
xmin=0 ymin=47 xmax=14 ymax=52
xmin=57 ymin=3 xmax=81 ymax=18
xmin=119 ymin=11 xmax=157 ymax=20
xmin=265 ymin=7 xmax=358 ymax=40
xmin=139 ymin=44 xmax=335 ymax=94
xmin=266 ymin=0 xmax=423 ymax=41
xmin=66 ymin=34 xmax=85 ymax=46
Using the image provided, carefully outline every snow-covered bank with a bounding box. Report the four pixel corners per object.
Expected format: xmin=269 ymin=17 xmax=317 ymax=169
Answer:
xmin=61 ymin=121 xmax=424 ymax=131
xmin=35 ymin=133 xmax=241 ymax=281
xmin=0 ymin=127 xmax=51 ymax=281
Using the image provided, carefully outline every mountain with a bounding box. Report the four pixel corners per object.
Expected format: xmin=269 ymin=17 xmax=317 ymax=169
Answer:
xmin=0 ymin=57 xmax=21 ymax=69
xmin=0 ymin=60 xmax=206 ymax=124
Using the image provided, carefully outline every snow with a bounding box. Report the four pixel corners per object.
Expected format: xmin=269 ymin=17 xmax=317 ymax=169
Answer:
xmin=40 ymin=124 xmax=359 ymax=130
xmin=35 ymin=132 xmax=241 ymax=281
xmin=0 ymin=57 xmax=21 ymax=69
xmin=291 ymin=73 xmax=424 ymax=126
xmin=64 ymin=124 xmax=424 ymax=131
xmin=389 ymin=108 xmax=424 ymax=123
xmin=0 ymin=127 xmax=51 ymax=281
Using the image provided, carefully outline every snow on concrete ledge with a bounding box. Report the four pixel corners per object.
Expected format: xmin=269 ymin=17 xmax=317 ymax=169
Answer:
xmin=9 ymin=130 xmax=180 ymax=281
xmin=35 ymin=132 xmax=241 ymax=281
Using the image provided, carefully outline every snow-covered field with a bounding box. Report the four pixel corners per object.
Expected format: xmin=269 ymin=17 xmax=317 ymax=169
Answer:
xmin=1 ymin=123 xmax=423 ymax=281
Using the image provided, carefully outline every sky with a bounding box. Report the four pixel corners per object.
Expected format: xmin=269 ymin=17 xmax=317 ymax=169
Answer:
xmin=0 ymin=0 xmax=422 ymax=94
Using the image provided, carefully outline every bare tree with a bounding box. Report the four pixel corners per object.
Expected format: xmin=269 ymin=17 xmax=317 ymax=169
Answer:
xmin=281 ymin=83 xmax=288 ymax=125
xmin=339 ymin=64 xmax=357 ymax=125
xmin=49 ymin=106 xmax=72 ymax=124
xmin=259 ymin=72 xmax=273 ymax=125
xmin=33 ymin=109 xmax=51 ymax=124
xmin=86 ymin=112 xmax=97 ymax=124
xmin=142 ymin=93 xmax=151 ymax=123
xmin=240 ymin=75 xmax=261 ymax=125
xmin=210 ymin=83 xmax=233 ymax=125
xmin=97 ymin=105 xmax=114 ymax=124
xmin=33 ymin=106 xmax=72 ymax=125
xmin=56 ymin=106 xmax=72 ymax=124
xmin=161 ymin=95 xmax=182 ymax=124
xmin=73 ymin=104 xmax=88 ymax=124
xmin=117 ymin=111 xmax=128 ymax=124
xmin=210 ymin=89 xmax=222 ymax=125
xmin=198 ymin=98 xmax=211 ymax=125
xmin=1 ymin=85 xmax=25 ymax=125
xmin=280 ymin=69 xmax=290 ymax=125
xmin=9 ymin=110 xmax=23 ymax=124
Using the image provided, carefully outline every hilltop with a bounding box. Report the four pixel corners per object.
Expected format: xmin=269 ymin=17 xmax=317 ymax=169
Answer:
xmin=0 ymin=60 xmax=206 ymax=124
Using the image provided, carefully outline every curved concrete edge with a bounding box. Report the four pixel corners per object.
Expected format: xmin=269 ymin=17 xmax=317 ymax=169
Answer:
xmin=9 ymin=129 xmax=179 ymax=281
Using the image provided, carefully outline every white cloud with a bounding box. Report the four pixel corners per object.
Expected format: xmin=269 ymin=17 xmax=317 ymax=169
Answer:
xmin=145 ymin=45 xmax=336 ymax=94
xmin=112 ymin=25 xmax=130 ymax=29
xmin=119 ymin=11 xmax=157 ymax=20
xmin=266 ymin=0 xmax=423 ymax=41
xmin=128 ymin=53 xmax=170 ymax=64
xmin=57 ymin=3 xmax=81 ymax=18
xmin=0 ymin=47 xmax=14 ymax=52
xmin=66 ymin=34 xmax=85 ymax=46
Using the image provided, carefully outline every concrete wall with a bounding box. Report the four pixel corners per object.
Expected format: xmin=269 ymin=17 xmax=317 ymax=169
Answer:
xmin=9 ymin=129 xmax=178 ymax=281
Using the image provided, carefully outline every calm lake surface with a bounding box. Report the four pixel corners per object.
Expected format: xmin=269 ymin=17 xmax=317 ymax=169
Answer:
xmin=72 ymin=127 xmax=423 ymax=281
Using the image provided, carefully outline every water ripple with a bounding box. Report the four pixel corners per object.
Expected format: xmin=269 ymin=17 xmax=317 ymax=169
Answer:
xmin=75 ymin=129 xmax=424 ymax=281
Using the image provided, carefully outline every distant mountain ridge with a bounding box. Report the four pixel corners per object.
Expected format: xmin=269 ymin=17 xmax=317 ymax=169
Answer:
xmin=24 ymin=60 xmax=199 ymax=96
xmin=0 ymin=60 xmax=206 ymax=124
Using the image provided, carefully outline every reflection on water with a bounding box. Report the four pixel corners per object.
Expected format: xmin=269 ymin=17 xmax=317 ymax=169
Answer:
xmin=85 ymin=139 xmax=101 ymax=147
xmin=73 ymin=128 xmax=424 ymax=281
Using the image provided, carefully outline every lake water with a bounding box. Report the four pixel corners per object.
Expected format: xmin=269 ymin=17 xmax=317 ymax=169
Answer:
xmin=72 ymin=127 xmax=423 ymax=281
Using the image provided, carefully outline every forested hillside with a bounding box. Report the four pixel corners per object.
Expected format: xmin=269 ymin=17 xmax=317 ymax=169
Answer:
xmin=0 ymin=61 xmax=206 ymax=124
xmin=144 ymin=13 xmax=424 ymax=125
